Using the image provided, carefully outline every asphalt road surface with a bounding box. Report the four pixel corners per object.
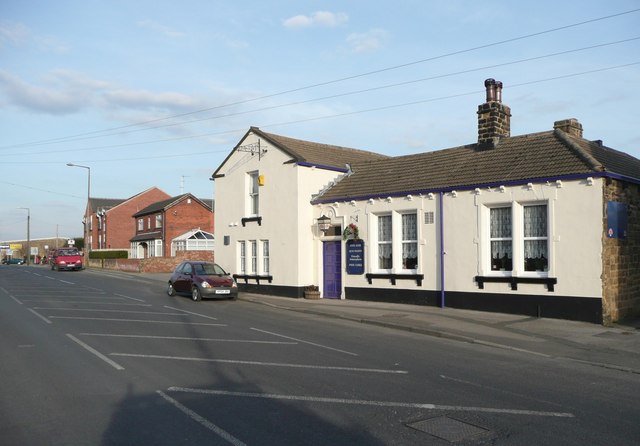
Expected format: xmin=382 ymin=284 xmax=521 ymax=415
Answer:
xmin=1 ymin=265 xmax=639 ymax=445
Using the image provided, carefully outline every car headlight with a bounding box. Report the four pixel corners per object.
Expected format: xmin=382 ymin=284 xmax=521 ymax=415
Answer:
xmin=201 ymin=281 xmax=212 ymax=288
xmin=231 ymin=281 xmax=238 ymax=288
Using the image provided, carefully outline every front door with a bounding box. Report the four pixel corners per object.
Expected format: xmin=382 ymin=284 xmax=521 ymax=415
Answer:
xmin=323 ymin=241 xmax=342 ymax=298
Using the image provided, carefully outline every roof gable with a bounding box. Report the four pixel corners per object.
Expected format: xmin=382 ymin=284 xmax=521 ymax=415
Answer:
xmin=133 ymin=193 xmax=212 ymax=217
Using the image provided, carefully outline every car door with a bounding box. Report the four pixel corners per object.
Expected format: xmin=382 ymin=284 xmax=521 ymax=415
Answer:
xmin=173 ymin=263 xmax=193 ymax=293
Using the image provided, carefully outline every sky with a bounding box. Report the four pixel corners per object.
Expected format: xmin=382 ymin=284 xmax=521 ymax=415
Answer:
xmin=1 ymin=0 xmax=639 ymax=242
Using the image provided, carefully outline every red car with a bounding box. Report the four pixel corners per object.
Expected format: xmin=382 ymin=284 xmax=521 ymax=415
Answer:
xmin=50 ymin=247 xmax=83 ymax=271
xmin=167 ymin=261 xmax=238 ymax=301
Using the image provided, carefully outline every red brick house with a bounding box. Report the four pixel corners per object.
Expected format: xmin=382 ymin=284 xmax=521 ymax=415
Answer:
xmin=130 ymin=193 xmax=214 ymax=258
xmin=84 ymin=187 xmax=171 ymax=252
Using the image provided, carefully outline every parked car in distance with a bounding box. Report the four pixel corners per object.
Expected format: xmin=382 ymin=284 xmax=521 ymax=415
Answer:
xmin=50 ymin=247 xmax=83 ymax=271
xmin=167 ymin=261 xmax=238 ymax=301
xmin=2 ymin=258 xmax=24 ymax=265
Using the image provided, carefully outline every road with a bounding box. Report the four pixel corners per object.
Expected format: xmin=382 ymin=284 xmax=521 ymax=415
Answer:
xmin=1 ymin=265 xmax=639 ymax=445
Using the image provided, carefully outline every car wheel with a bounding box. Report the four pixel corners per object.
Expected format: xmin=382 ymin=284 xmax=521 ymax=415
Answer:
xmin=167 ymin=283 xmax=176 ymax=297
xmin=191 ymin=287 xmax=201 ymax=301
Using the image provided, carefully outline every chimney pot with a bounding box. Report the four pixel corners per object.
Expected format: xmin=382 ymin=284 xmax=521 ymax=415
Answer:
xmin=478 ymin=79 xmax=511 ymax=147
xmin=484 ymin=78 xmax=496 ymax=102
xmin=495 ymin=81 xmax=503 ymax=103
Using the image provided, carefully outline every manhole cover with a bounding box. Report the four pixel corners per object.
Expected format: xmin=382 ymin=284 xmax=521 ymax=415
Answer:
xmin=407 ymin=415 xmax=489 ymax=442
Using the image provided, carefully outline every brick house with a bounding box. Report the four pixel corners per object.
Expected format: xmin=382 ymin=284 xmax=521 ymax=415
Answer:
xmin=212 ymin=78 xmax=640 ymax=324
xmin=84 ymin=187 xmax=170 ymax=252
xmin=130 ymin=193 xmax=214 ymax=258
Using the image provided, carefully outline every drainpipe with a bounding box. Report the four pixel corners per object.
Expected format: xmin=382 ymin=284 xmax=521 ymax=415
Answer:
xmin=439 ymin=191 xmax=445 ymax=308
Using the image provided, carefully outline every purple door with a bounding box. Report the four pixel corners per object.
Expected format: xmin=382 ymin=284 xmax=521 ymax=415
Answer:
xmin=323 ymin=241 xmax=342 ymax=299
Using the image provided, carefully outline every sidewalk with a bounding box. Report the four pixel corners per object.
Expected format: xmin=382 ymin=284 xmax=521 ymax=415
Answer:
xmin=104 ymin=270 xmax=640 ymax=374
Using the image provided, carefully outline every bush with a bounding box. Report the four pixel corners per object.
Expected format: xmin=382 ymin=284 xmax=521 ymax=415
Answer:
xmin=89 ymin=250 xmax=128 ymax=260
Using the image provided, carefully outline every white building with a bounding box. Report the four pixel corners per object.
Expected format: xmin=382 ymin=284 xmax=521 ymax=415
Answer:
xmin=212 ymin=79 xmax=640 ymax=325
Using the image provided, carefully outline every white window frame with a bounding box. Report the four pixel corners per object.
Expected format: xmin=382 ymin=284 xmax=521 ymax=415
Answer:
xmin=238 ymin=241 xmax=246 ymax=274
xmin=371 ymin=210 xmax=420 ymax=274
xmin=483 ymin=201 xmax=550 ymax=278
xmin=401 ymin=212 xmax=418 ymax=271
xmin=250 ymin=240 xmax=257 ymax=274
xmin=137 ymin=218 xmax=143 ymax=231
xmin=155 ymin=214 xmax=162 ymax=228
xmin=262 ymin=240 xmax=270 ymax=274
xmin=248 ymin=171 xmax=259 ymax=216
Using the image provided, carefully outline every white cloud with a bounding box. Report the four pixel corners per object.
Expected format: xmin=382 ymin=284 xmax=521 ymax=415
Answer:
xmin=0 ymin=21 xmax=69 ymax=53
xmin=0 ymin=22 xmax=30 ymax=46
xmin=136 ymin=19 xmax=185 ymax=38
xmin=283 ymin=11 xmax=348 ymax=29
xmin=346 ymin=29 xmax=388 ymax=53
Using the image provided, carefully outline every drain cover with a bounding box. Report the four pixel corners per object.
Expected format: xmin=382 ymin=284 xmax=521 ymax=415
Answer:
xmin=407 ymin=415 xmax=489 ymax=442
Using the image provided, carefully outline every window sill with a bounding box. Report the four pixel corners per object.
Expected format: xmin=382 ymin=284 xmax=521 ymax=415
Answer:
xmin=475 ymin=275 xmax=557 ymax=291
xmin=233 ymin=274 xmax=272 ymax=284
xmin=241 ymin=216 xmax=262 ymax=227
xmin=366 ymin=273 xmax=423 ymax=286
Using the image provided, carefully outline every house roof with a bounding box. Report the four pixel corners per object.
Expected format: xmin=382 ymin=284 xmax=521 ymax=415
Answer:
xmin=89 ymin=198 xmax=125 ymax=212
xmin=212 ymin=127 xmax=389 ymax=178
xmin=312 ymin=129 xmax=640 ymax=203
xmin=132 ymin=193 xmax=213 ymax=217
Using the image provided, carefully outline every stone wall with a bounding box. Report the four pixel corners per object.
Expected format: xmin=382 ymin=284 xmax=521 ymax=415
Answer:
xmin=602 ymin=179 xmax=640 ymax=324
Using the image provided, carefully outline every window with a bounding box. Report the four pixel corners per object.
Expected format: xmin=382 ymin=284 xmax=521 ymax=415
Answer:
xmin=155 ymin=214 xmax=162 ymax=228
xmin=248 ymin=171 xmax=259 ymax=215
xmin=262 ymin=240 xmax=270 ymax=274
xmin=402 ymin=213 xmax=418 ymax=269
xmin=239 ymin=241 xmax=246 ymax=273
xmin=523 ymin=204 xmax=548 ymax=272
xmin=250 ymin=240 xmax=257 ymax=273
xmin=137 ymin=218 xmax=143 ymax=231
xmin=147 ymin=217 xmax=151 ymax=230
xmin=487 ymin=203 xmax=549 ymax=275
xmin=378 ymin=215 xmax=392 ymax=269
xmin=490 ymin=207 xmax=512 ymax=271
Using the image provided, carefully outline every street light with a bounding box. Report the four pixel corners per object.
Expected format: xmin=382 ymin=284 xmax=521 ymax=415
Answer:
xmin=67 ymin=163 xmax=91 ymax=254
xmin=17 ymin=207 xmax=30 ymax=265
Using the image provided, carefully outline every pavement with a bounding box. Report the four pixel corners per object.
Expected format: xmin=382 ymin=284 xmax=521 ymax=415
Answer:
xmin=94 ymin=269 xmax=640 ymax=375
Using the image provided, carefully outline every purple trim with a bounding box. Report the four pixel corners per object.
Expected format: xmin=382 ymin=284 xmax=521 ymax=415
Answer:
xmin=439 ymin=192 xmax=445 ymax=308
xmin=311 ymin=171 xmax=638 ymax=204
xmin=297 ymin=161 xmax=348 ymax=173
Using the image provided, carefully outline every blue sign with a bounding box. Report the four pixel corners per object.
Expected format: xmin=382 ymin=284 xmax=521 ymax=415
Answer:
xmin=607 ymin=201 xmax=628 ymax=239
xmin=346 ymin=239 xmax=365 ymax=274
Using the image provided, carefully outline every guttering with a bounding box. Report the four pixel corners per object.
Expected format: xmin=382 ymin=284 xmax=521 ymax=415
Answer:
xmin=311 ymin=171 xmax=634 ymax=205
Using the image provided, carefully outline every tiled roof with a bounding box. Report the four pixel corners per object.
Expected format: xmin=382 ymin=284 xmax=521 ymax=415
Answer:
xmin=313 ymin=130 xmax=640 ymax=203
xmin=90 ymin=198 xmax=125 ymax=211
xmin=133 ymin=194 xmax=212 ymax=217
xmin=254 ymin=127 xmax=389 ymax=169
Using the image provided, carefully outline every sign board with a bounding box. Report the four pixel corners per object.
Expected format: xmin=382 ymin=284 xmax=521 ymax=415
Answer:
xmin=68 ymin=239 xmax=75 ymax=246
xmin=346 ymin=239 xmax=365 ymax=275
xmin=31 ymin=247 xmax=39 ymax=255
xmin=607 ymin=201 xmax=628 ymax=239
xmin=0 ymin=245 xmax=9 ymax=249
xmin=10 ymin=243 xmax=22 ymax=250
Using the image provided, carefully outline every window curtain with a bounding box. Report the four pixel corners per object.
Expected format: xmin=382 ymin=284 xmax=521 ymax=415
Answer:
xmin=378 ymin=215 xmax=392 ymax=269
xmin=524 ymin=205 xmax=548 ymax=271
xmin=490 ymin=208 xmax=512 ymax=271
xmin=402 ymin=214 xmax=418 ymax=269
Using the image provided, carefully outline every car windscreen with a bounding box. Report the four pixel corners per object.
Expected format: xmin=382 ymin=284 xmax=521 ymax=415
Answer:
xmin=59 ymin=249 xmax=79 ymax=256
xmin=198 ymin=263 xmax=226 ymax=275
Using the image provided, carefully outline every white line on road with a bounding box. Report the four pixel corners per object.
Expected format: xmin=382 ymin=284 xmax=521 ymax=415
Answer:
xmin=156 ymin=391 xmax=246 ymax=446
xmin=59 ymin=279 xmax=75 ymax=285
xmin=25 ymin=301 xmax=151 ymax=306
xmin=111 ymin=353 xmax=407 ymax=374
xmin=48 ymin=316 xmax=226 ymax=325
xmin=250 ymin=327 xmax=358 ymax=356
xmin=164 ymin=305 xmax=218 ymax=320
xmin=114 ymin=293 xmax=146 ymax=303
xmin=32 ymin=307 xmax=187 ymax=316
xmin=79 ymin=333 xmax=297 ymax=344
xmin=28 ymin=308 xmax=51 ymax=324
xmin=66 ymin=334 xmax=124 ymax=370
xmin=10 ymin=295 xmax=23 ymax=304
xmin=167 ymin=387 xmax=575 ymax=418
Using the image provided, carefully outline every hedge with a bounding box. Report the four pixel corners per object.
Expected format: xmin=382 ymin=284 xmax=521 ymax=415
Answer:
xmin=89 ymin=250 xmax=128 ymax=259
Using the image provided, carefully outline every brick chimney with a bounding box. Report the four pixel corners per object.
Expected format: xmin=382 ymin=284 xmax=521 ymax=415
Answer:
xmin=477 ymin=78 xmax=511 ymax=147
xmin=554 ymin=118 xmax=583 ymax=138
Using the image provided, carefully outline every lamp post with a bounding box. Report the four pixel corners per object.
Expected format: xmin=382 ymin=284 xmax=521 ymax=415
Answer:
xmin=18 ymin=207 xmax=30 ymax=265
xmin=67 ymin=163 xmax=91 ymax=253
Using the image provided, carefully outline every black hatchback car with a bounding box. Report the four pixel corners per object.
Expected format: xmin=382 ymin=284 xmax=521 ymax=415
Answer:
xmin=167 ymin=261 xmax=238 ymax=301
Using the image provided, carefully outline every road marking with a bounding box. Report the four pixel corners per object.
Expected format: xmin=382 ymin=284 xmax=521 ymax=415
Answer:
xmin=250 ymin=327 xmax=358 ymax=356
xmin=168 ymin=387 xmax=575 ymax=418
xmin=59 ymin=279 xmax=75 ymax=285
xmin=156 ymin=391 xmax=246 ymax=446
xmin=10 ymin=295 xmax=23 ymax=304
xmin=26 ymin=300 xmax=151 ymax=306
xmin=48 ymin=316 xmax=226 ymax=326
xmin=164 ymin=305 xmax=218 ymax=320
xmin=114 ymin=293 xmax=146 ymax=303
xmin=79 ymin=333 xmax=297 ymax=344
xmin=32 ymin=307 xmax=187 ymax=316
xmin=28 ymin=308 xmax=52 ymax=324
xmin=111 ymin=353 xmax=407 ymax=374
xmin=66 ymin=334 xmax=124 ymax=370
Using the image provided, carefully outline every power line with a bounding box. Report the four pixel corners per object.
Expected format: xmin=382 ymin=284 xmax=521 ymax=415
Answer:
xmin=4 ymin=37 xmax=639 ymax=159
xmin=2 ymin=7 xmax=638 ymax=150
